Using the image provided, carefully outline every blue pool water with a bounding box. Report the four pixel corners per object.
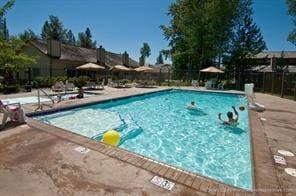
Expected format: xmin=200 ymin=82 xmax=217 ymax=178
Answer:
xmin=35 ymin=90 xmax=252 ymax=190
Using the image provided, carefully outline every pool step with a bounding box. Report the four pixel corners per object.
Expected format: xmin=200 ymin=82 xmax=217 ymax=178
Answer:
xmin=92 ymin=113 xmax=143 ymax=144
xmin=118 ymin=114 xmax=143 ymax=145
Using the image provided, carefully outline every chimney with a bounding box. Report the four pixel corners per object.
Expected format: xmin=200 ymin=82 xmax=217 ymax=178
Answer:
xmin=139 ymin=56 xmax=144 ymax=66
xmin=47 ymin=39 xmax=61 ymax=58
xmin=97 ymin=45 xmax=105 ymax=65
xmin=271 ymin=56 xmax=277 ymax=71
xmin=122 ymin=51 xmax=129 ymax=67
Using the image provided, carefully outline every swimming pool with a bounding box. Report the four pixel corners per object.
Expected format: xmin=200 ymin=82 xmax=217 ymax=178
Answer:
xmin=34 ymin=90 xmax=252 ymax=190
xmin=3 ymin=93 xmax=96 ymax=105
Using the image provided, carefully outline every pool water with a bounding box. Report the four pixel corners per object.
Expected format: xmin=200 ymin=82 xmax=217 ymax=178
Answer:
xmin=34 ymin=90 xmax=252 ymax=190
xmin=3 ymin=93 xmax=95 ymax=105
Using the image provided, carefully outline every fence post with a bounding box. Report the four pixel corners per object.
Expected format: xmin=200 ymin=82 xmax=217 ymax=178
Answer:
xmin=271 ymin=72 xmax=274 ymax=94
xmin=294 ymin=75 xmax=296 ymax=101
xmin=262 ymin=72 xmax=265 ymax=92
xmin=280 ymin=71 xmax=285 ymax=98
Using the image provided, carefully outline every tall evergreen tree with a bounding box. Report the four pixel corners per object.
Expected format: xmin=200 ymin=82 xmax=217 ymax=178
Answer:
xmin=0 ymin=0 xmax=14 ymax=40
xmin=77 ymin=28 xmax=96 ymax=49
xmin=140 ymin=42 xmax=151 ymax=65
xmin=156 ymin=52 xmax=164 ymax=64
xmin=19 ymin=29 xmax=38 ymax=43
xmin=40 ymin=15 xmax=67 ymax=42
xmin=65 ymin=30 xmax=76 ymax=45
xmin=226 ymin=0 xmax=266 ymax=88
xmin=286 ymin=0 xmax=296 ymax=46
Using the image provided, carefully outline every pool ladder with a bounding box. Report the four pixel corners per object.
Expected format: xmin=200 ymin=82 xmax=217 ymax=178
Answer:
xmin=35 ymin=88 xmax=55 ymax=111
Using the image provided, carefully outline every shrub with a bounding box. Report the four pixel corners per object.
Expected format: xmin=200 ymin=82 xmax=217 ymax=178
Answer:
xmin=3 ymin=85 xmax=20 ymax=94
xmin=34 ymin=76 xmax=52 ymax=87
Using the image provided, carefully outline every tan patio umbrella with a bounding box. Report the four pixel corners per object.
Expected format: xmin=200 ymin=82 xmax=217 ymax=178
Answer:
xmin=76 ymin=63 xmax=105 ymax=71
xmin=200 ymin=66 xmax=224 ymax=73
xmin=134 ymin=66 xmax=154 ymax=72
xmin=110 ymin=65 xmax=132 ymax=72
xmin=199 ymin=66 xmax=224 ymax=82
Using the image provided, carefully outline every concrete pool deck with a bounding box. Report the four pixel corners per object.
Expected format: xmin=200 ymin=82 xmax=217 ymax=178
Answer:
xmin=0 ymin=87 xmax=295 ymax=195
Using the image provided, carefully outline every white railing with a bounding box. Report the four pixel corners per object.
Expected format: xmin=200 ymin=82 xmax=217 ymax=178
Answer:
xmin=35 ymin=88 xmax=55 ymax=111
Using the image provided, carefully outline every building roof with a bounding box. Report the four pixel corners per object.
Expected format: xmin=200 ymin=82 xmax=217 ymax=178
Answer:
xmin=31 ymin=39 xmax=139 ymax=67
xmin=252 ymin=51 xmax=296 ymax=59
xmin=249 ymin=65 xmax=296 ymax=73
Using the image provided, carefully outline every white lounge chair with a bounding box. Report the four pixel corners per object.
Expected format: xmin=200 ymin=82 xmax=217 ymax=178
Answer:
xmin=0 ymin=101 xmax=26 ymax=128
xmin=65 ymin=81 xmax=75 ymax=91
xmin=96 ymin=79 xmax=105 ymax=90
xmin=192 ymin=80 xmax=199 ymax=88
xmin=51 ymin=81 xmax=65 ymax=92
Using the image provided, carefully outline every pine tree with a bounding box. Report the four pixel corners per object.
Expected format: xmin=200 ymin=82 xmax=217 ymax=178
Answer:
xmin=65 ymin=30 xmax=76 ymax=45
xmin=19 ymin=29 xmax=38 ymax=43
xmin=77 ymin=28 xmax=96 ymax=49
xmin=286 ymin=0 xmax=296 ymax=46
xmin=40 ymin=15 xmax=67 ymax=42
xmin=140 ymin=42 xmax=151 ymax=65
xmin=156 ymin=52 xmax=164 ymax=64
xmin=227 ymin=0 xmax=266 ymax=88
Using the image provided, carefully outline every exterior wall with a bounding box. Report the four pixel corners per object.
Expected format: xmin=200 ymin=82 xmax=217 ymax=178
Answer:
xmin=22 ymin=45 xmax=51 ymax=79
xmin=23 ymin=45 xmax=89 ymax=79
xmin=51 ymin=59 xmax=84 ymax=77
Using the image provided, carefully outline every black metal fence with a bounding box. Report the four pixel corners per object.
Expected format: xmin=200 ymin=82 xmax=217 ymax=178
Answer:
xmin=240 ymin=72 xmax=296 ymax=100
xmin=12 ymin=67 xmax=296 ymax=100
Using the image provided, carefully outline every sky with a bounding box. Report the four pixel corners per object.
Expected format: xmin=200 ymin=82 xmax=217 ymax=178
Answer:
xmin=1 ymin=0 xmax=295 ymax=64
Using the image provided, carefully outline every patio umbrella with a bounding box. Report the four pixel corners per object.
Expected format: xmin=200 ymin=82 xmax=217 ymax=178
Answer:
xmin=134 ymin=66 xmax=154 ymax=72
xmin=199 ymin=66 xmax=224 ymax=84
xmin=200 ymin=66 xmax=224 ymax=73
xmin=110 ymin=65 xmax=132 ymax=72
xmin=76 ymin=63 xmax=105 ymax=71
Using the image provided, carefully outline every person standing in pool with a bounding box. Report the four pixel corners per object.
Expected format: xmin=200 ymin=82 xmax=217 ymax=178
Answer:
xmin=218 ymin=106 xmax=239 ymax=125
xmin=187 ymin=100 xmax=197 ymax=110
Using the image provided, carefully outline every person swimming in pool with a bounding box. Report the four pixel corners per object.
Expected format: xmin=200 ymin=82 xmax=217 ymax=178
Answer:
xmin=187 ymin=100 xmax=197 ymax=110
xmin=218 ymin=106 xmax=239 ymax=125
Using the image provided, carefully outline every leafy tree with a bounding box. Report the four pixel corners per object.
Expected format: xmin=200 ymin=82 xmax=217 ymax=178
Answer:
xmin=226 ymin=0 xmax=266 ymax=88
xmin=0 ymin=1 xmax=37 ymax=84
xmin=156 ymin=52 xmax=164 ymax=64
xmin=161 ymin=0 xmax=237 ymax=77
xmin=286 ymin=0 xmax=296 ymax=46
xmin=140 ymin=42 xmax=151 ymax=65
xmin=19 ymin=29 xmax=38 ymax=43
xmin=41 ymin=15 xmax=67 ymax=42
xmin=77 ymin=27 xmax=97 ymax=49
xmin=65 ymin=29 xmax=76 ymax=45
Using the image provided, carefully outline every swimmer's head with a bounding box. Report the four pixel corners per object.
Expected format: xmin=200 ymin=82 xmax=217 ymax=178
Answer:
xmin=191 ymin=101 xmax=195 ymax=105
xmin=227 ymin=112 xmax=233 ymax=119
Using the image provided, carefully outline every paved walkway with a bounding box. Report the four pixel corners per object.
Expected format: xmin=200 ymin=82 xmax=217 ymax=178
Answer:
xmin=254 ymin=93 xmax=296 ymax=195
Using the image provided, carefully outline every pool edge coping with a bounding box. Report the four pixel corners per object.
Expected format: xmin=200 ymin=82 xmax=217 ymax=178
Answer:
xmin=24 ymin=88 xmax=259 ymax=194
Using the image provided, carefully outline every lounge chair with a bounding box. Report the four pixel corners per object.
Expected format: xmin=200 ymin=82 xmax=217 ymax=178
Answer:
xmin=85 ymin=81 xmax=96 ymax=90
xmin=65 ymin=82 xmax=75 ymax=91
xmin=205 ymin=81 xmax=213 ymax=89
xmin=192 ymin=80 xmax=199 ymax=88
xmin=95 ymin=79 xmax=105 ymax=90
xmin=0 ymin=101 xmax=26 ymax=128
xmin=51 ymin=81 xmax=65 ymax=92
xmin=217 ymin=81 xmax=225 ymax=90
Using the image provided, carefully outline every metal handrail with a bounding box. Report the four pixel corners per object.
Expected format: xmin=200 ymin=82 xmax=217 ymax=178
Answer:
xmin=35 ymin=88 xmax=55 ymax=111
